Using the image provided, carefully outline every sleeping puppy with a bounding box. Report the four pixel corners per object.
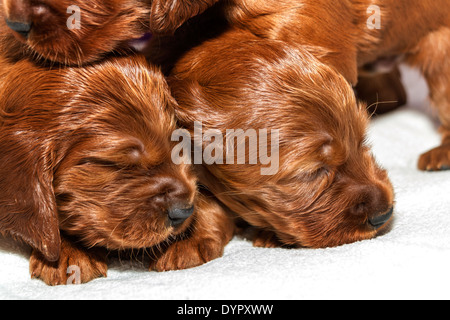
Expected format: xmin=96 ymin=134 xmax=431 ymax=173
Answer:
xmin=0 ymin=55 xmax=234 ymax=285
xmin=168 ymin=0 xmax=450 ymax=247
xmin=169 ymin=36 xmax=395 ymax=248
xmin=0 ymin=0 xmax=220 ymax=65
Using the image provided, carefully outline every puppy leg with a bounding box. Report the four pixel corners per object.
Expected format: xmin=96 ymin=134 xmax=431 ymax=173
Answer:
xmin=151 ymin=193 xmax=234 ymax=272
xmin=419 ymin=131 xmax=450 ymax=171
xmin=408 ymin=28 xmax=450 ymax=171
xmin=30 ymin=236 xmax=107 ymax=286
xmin=252 ymin=230 xmax=285 ymax=248
xmin=236 ymin=225 xmax=284 ymax=248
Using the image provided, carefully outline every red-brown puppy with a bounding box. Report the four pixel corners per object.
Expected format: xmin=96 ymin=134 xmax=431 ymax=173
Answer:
xmin=161 ymin=0 xmax=450 ymax=247
xmin=0 ymin=55 xmax=234 ymax=285
xmin=169 ymin=36 xmax=395 ymax=248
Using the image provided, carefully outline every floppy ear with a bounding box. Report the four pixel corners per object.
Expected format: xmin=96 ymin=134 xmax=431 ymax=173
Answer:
xmin=150 ymin=0 xmax=219 ymax=34
xmin=0 ymin=124 xmax=61 ymax=262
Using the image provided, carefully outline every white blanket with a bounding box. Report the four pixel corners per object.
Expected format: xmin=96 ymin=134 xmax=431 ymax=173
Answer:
xmin=1 ymin=66 xmax=449 ymax=300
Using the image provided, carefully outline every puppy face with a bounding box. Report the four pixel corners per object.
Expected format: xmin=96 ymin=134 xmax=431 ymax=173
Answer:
xmin=170 ymin=37 xmax=395 ymax=248
xmin=0 ymin=56 xmax=196 ymax=261
xmin=55 ymin=134 xmax=197 ymax=250
xmin=0 ymin=0 xmax=150 ymax=65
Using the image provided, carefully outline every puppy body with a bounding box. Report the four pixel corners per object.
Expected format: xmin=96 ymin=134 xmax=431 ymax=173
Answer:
xmin=0 ymin=56 xmax=234 ymax=285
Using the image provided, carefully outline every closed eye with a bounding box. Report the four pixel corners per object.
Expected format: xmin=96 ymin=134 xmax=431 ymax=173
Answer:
xmin=77 ymin=157 xmax=120 ymax=168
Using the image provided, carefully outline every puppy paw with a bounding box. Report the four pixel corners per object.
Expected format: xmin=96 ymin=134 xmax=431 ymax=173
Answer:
xmin=151 ymin=238 xmax=224 ymax=272
xmin=30 ymin=238 xmax=107 ymax=286
xmin=418 ymin=143 xmax=450 ymax=171
xmin=252 ymin=230 xmax=284 ymax=248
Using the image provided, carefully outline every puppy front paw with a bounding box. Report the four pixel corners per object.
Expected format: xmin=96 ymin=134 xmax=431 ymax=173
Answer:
xmin=30 ymin=238 xmax=107 ymax=286
xmin=252 ymin=230 xmax=284 ymax=248
xmin=418 ymin=143 xmax=450 ymax=171
xmin=151 ymin=238 xmax=225 ymax=272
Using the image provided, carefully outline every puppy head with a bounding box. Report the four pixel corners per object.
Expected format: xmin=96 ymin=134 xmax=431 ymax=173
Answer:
xmin=0 ymin=56 xmax=196 ymax=261
xmin=0 ymin=0 xmax=149 ymax=65
xmin=170 ymin=37 xmax=395 ymax=248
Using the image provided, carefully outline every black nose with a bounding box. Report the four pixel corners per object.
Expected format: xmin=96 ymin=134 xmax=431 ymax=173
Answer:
xmin=369 ymin=207 xmax=394 ymax=229
xmin=168 ymin=206 xmax=194 ymax=227
xmin=5 ymin=19 xmax=32 ymax=38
